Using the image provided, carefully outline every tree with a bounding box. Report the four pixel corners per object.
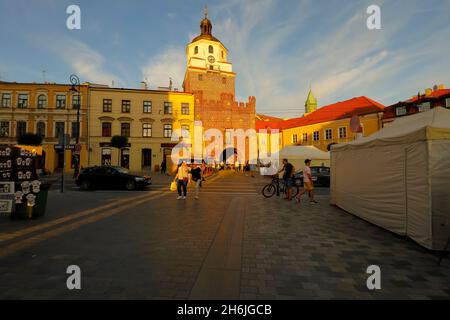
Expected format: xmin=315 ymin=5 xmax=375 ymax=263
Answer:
xmin=17 ymin=133 xmax=43 ymax=146
xmin=110 ymin=135 xmax=128 ymax=166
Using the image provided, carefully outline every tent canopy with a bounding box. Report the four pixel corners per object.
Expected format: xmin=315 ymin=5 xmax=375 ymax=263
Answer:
xmin=280 ymin=145 xmax=330 ymax=160
xmin=331 ymin=107 xmax=450 ymax=250
xmin=332 ymin=107 xmax=450 ymax=151
xmin=280 ymin=145 xmax=330 ymax=169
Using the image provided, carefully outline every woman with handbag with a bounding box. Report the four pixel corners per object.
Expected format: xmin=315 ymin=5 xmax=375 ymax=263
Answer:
xmin=174 ymin=161 xmax=190 ymax=200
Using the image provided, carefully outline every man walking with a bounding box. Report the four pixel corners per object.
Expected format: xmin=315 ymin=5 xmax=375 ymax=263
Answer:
xmin=278 ymin=158 xmax=295 ymax=201
xmin=296 ymin=159 xmax=318 ymax=204
xmin=190 ymin=163 xmax=202 ymax=200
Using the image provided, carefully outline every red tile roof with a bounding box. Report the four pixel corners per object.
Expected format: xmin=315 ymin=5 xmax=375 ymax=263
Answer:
xmin=256 ymin=96 xmax=385 ymax=131
xmin=405 ymin=89 xmax=450 ymax=103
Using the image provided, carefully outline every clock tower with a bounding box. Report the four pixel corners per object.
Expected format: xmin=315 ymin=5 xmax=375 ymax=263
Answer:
xmin=182 ymin=7 xmax=255 ymax=138
xmin=183 ymin=8 xmax=235 ymax=100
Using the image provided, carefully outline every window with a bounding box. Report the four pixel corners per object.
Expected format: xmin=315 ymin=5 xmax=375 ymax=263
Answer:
xmin=164 ymin=102 xmax=172 ymax=114
xmin=1 ymin=93 xmax=11 ymax=108
xmin=181 ymin=125 xmax=190 ymax=136
xmin=101 ymin=148 xmax=111 ymax=166
xmin=339 ymin=127 xmax=347 ymax=139
xmin=36 ymin=122 xmax=46 ymax=137
xmin=198 ymin=74 xmax=203 ymax=81
xmin=121 ymin=100 xmax=131 ymax=113
xmin=194 ymin=46 xmax=198 ymax=54
xmin=313 ymin=131 xmax=320 ymax=141
xmin=71 ymin=122 xmax=80 ymax=139
xmin=417 ymin=102 xmax=431 ymax=112
xmin=142 ymin=123 xmax=152 ymax=137
xmin=396 ymin=106 xmax=407 ymax=116
xmin=222 ymin=77 xmax=226 ymax=84
xmin=16 ymin=121 xmax=27 ymax=137
xmin=143 ymin=101 xmax=152 ymax=113
xmin=446 ymin=98 xmax=450 ymax=108
xmin=181 ymin=103 xmax=189 ymax=115
xmin=103 ymin=99 xmax=112 ymax=112
xmin=18 ymin=94 xmax=28 ymax=108
xmin=208 ymin=45 xmax=213 ymax=53
xmin=325 ymin=129 xmax=332 ymax=140
xmin=37 ymin=95 xmax=47 ymax=109
xmin=0 ymin=121 xmax=9 ymax=137
xmin=102 ymin=122 xmax=112 ymax=137
xmin=163 ymin=124 xmax=172 ymax=138
xmin=55 ymin=122 xmax=65 ymax=138
xmin=292 ymin=134 xmax=298 ymax=144
xmin=221 ymin=51 xmax=224 ymax=59
xmin=302 ymin=133 xmax=308 ymax=142
xmin=121 ymin=123 xmax=130 ymax=137
xmin=72 ymin=95 xmax=80 ymax=109
xmin=56 ymin=95 xmax=66 ymax=109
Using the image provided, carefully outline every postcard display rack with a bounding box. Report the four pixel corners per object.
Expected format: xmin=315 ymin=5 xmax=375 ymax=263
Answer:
xmin=0 ymin=145 xmax=44 ymax=219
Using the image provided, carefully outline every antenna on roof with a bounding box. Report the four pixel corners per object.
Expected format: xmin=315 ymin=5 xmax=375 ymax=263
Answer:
xmin=42 ymin=70 xmax=47 ymax=83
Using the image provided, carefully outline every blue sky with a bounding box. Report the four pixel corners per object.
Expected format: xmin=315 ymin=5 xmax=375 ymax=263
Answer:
xmin=0 ymin=0 xmax=449 ymax=118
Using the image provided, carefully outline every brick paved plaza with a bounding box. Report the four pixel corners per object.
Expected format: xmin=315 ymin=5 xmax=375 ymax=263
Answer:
xmin=0 ymin=171 xmax=449 ymax=299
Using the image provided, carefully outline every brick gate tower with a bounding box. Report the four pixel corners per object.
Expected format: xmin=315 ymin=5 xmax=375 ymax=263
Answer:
xmin=182 ymin=8 xmax=256 ymax=162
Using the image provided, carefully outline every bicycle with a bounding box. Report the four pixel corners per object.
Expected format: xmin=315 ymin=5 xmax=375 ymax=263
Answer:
xmin=262 ymin=176 xmax=299 ymax=198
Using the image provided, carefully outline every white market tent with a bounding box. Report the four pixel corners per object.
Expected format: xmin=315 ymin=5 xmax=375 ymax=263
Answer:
xmin=331 ymin=107 xmax=450 ymax=250
xmin=280 ymin=145 xmax=330 ymax=171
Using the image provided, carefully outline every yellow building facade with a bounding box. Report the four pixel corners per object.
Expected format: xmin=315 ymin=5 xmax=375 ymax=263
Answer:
xmin=87 ymin=85 xmax=195 ymax=173
xmin=257 ymin=95 xmax=385 ymax=152
xmin=281 ymin=113 xmax=383 ymax=152
xmin=0 ymin=81 xmax=89 ymax=173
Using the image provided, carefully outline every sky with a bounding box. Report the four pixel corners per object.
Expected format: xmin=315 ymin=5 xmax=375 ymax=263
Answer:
xmin=0 ymin=0 xmax=449 ymax=118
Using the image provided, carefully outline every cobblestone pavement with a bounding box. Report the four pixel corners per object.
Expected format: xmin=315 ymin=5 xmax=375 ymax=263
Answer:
xmin=241 ymin=194 xmax=450 ymax=299
xmin=0 ymin=171 xmax=449 ymax=299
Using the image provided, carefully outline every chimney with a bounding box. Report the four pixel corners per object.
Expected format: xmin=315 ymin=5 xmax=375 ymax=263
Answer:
xmin=140 ymin=81 xmax=148 ymax=90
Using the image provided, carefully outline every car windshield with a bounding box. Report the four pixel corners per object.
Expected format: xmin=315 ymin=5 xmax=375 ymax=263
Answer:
xmin=113 ymin=167 xmax=129 ymax=174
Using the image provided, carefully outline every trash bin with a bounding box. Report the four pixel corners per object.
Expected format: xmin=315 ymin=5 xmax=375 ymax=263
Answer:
xmin=11 ymin=182 xmax=50 ymax=220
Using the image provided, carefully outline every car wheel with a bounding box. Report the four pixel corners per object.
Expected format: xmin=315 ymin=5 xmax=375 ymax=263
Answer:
xmin=80 ymin=180 xmax=91 ymax=191
xmin=125 ymin=180 xmax=136 ymax=191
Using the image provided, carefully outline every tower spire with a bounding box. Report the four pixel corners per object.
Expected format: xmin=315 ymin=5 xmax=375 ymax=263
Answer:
xmin=204 ymin=5 xmax=208 ymax=18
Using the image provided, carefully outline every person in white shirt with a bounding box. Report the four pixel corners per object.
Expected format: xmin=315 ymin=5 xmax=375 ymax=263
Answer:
xmin=295 ymin=159 xmax=318 ymax=204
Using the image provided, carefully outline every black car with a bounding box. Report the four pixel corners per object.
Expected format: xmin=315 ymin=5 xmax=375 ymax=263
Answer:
xmin=76 ymin=166 xmax=151 ymax=191
xmin=294 ymin=166 xmax=330 ymax=187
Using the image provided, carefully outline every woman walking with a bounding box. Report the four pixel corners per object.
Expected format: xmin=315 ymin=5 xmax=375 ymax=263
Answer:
xmin=174 ymin=161 xmax=190 ymax=200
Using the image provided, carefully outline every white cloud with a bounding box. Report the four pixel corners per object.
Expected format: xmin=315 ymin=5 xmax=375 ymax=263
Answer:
xmin=141 ymin=46 xmax=186 ymax=90
xmin=44 ymin=36 xmax=124 ymax=86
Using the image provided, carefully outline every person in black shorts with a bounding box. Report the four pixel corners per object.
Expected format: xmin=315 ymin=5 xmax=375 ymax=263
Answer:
xmin=190 ymin=163 xmax=202 ymax=200
xmin=278 ymin=158 xmax=295 ymax=201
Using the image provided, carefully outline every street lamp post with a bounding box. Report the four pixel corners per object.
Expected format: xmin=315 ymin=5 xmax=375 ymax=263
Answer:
xmin=69 ymin=74 xmax=81 ymax=179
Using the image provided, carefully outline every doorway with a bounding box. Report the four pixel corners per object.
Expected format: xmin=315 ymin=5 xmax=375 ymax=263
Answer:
xmin=142 ymin=148 xmax=152 ymax=169
xmin=121 ymin=148 xmax=130 ymax=169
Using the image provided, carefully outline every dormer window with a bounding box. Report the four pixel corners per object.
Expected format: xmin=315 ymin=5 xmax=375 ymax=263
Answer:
xmin=194 ymin=46 xmax=198 ymax=54
xmin=208 ymin=45 xmax=213 ymax=54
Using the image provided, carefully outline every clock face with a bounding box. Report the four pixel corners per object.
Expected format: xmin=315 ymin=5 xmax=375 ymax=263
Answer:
xmin=208 ymin=55 xmax=215 ymax=63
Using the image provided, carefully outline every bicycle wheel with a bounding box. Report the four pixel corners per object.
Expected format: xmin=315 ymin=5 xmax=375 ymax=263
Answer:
xmin=262 ymin=183 xmax=276 ymax=198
